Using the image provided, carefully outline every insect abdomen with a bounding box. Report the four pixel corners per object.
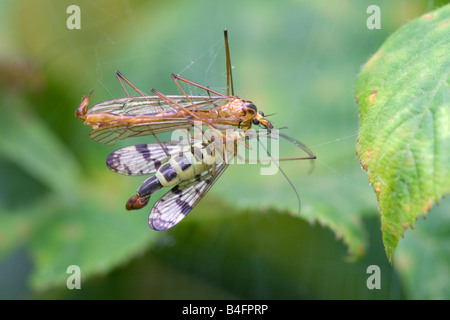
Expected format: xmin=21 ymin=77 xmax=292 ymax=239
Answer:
xmin=155 ymin=145 xmax=212 ymax=187
xmin=137 ymin=176 xmax=163 ymax=197
xmin=127 ymin=141 xmax=219 ymax=211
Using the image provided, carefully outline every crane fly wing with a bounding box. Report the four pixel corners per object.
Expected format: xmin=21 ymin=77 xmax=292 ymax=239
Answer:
xmin=149 ymin=162 xmax=228 ymax=231
xmin=87 ymin=96 xmax=176 ymax=115
xmin=85 ymin=96 xmax=232 ymax=145
xmin=90 ymin=121 xmax=194 ymax=145
xmin=87 ymin=96 xmax=231 ymax=115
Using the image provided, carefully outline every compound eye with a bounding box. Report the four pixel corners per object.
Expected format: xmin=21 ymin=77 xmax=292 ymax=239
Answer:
xmin=252 ymin=118 xmax=260 ymax=125
xmin=258 ymin=111 xmax=264 ymax=117
xmin=246 ymin=103 xmax=257 ymax=112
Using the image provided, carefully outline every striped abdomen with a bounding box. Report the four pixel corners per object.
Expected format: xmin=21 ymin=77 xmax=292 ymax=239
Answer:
xmin=126 ymin=141 xmax=222 ymax=210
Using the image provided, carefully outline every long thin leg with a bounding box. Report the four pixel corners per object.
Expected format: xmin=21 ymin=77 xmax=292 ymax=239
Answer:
xmin=171 ymin=73 xmax=201 ymax=112
xmin=224 ymin=29 xmax=234 ymax=96
xmin=256 ymin=136 xmax=304 ymax=215
xmin=278 ymin=133 xmax=317 ymax=160
xmin=243 ymin=131 xmax=317 ymax=162
xmin=115 ymin=71 xmax=146 ymax=97
xmin=171 ymin=74 xmax=227 ymax=97
xmin=152 ymin=88 xmax=230 ymax=141
xmin=115 ymin=70 xmax=162 ymax=110
xmin=170 ymin=29 xmax=235 ymax=101
xmin=115 ymin=71 xmax=169 ymax=155
xmin=151 ymin=88 xmax=207 ymax=121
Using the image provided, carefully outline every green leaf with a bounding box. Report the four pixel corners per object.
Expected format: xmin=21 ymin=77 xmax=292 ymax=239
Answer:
xmin=0 ymin=96 xmax=82 ymax=202
xmin=152 ymin=205 xmax=404 ymax=299
xmin=355 ymin=5 xmax=450 ymax=260
xmin=393 ymin=198 xmax=450 ymax=299
xmin=0 ymin=94 xmax=157 ymax=289
xmin=28 ymin=197 xmax=154 ymax=289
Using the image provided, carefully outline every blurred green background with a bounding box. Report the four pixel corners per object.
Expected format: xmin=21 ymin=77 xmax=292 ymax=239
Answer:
xmin=0 ymin=0 xmax=448 ymax=299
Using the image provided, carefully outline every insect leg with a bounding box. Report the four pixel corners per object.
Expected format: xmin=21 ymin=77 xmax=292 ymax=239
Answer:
xmin=115 ymin=71 xmax=169 ymax=154
xmin=171 ymin=74 xmax=227 ymax=97
xmin=224 ymin=29 xmax=234 ymax=96
xmin=115 ymin=71 xmax=146 ymax=97
xmin=151 ymin=88 xmax=228 ymax=141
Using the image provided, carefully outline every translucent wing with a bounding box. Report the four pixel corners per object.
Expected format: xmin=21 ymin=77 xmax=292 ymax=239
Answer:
xmin=149 ymin=162 xmax=228 ymax=231
xmin=86 ymin=95 xmax=232 ymax=145
xmin=90 ymin=121 xmax=194 ymax=145
xmin=87 ymin=95 xmax=230 ymax=115
xmin=106 ymin=142 xmax=186 ymax=176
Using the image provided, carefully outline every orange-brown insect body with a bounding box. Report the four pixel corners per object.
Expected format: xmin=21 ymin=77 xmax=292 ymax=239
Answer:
xmin=76 ymin=94 xmax=273 ymax=131
xmin=75 ymin=29 xmax=274 ymax=140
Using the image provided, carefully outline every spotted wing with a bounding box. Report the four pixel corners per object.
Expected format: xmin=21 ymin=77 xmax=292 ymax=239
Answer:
xmin=149 ymin=162 xmax=228 ymax=231
xmin=106 ymin=142 xmax=185 ymax=176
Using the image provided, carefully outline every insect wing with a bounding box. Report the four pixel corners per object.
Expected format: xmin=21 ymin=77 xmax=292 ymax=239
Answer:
xmin=87 ymin=95 xmax=229 ymax=115
xmin=149 ymin=162 xmax=228 ymax=231
xmin=106 ymin=142 xmax=184 ymax=176
xmin=86 ymin=96 xmax=232 ymax=145
xmin=90 ymin=121 xmax=194 ymax=145
xmin=87 ymin=96 xmax=175 ymax=115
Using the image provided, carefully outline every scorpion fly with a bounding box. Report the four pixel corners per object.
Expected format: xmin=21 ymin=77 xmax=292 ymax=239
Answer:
xmin=107 ymin=130 xmax=248 ymax=230
xmin=76 ymin=29 xmax=316 ymax=230
xmin=76 ymin=30 xmax=273 ymax=146
xmin=107 ymin=127 xmax=315 ymax=231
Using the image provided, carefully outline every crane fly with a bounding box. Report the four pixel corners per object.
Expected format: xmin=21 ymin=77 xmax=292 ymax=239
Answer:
xmin=76 ymin=29 xmax=316 ymax=230
xmin=76 ymin=30 xmax=273 ymax=146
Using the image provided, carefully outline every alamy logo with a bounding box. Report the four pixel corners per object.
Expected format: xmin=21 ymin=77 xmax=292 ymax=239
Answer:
xmin=66 ymin=265 xmax=81 ymax=289
xmin=366 ymin=265 xmax=381 ymax=290
xmin=170 ymin=122 xmax=280 ymax=176
xmin=367 ymin=5 xmax=381 ymax=30
xmin=66 ymin=5 xmax=81 ymax=30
